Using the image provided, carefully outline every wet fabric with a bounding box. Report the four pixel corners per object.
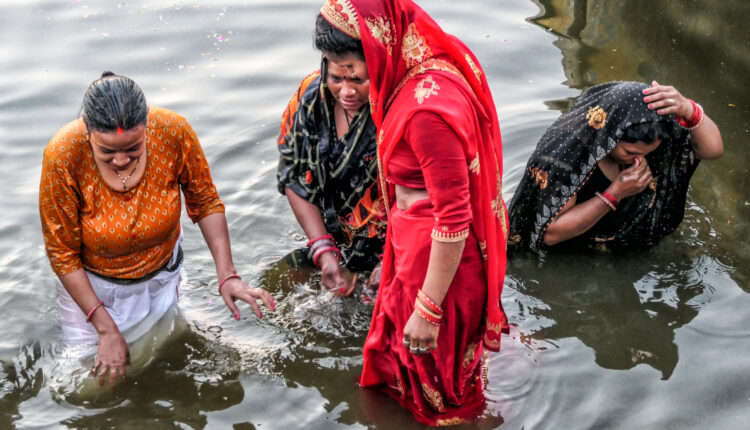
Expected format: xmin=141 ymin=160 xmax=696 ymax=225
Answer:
xmin=40 ymin=107 xmax=224 ymax=278
xmin=277 ymin=69 xmax=386 ymax=271
xmin=507 ymin=81 xmax=700 ymax=254
xmin=58 ymin=234 xmax=182 ymax=354
xmin=319 ymin=0 xmax=509 ymax=425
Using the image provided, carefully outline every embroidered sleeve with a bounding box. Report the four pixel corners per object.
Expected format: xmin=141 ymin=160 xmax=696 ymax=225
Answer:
xmin=405 ymin=111 xmax=472 ymax=242
xmin=39 ymin=136 xmax=83 ymax=276
xmin=178 ymin=120 xmax=225 ymax=223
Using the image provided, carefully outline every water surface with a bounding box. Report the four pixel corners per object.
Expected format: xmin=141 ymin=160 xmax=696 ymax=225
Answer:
xmin=1 ymin=0 xmax=748 ymax=428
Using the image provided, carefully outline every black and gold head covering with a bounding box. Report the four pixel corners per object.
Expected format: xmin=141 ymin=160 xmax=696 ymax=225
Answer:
xmin=508 ymin=81 xmax=699 ymax=253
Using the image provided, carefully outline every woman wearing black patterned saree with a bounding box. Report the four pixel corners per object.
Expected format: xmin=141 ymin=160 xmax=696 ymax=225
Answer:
xmin=508 ymin=81 xmax=722 ymax=253
xmin=276 ymin=15 xmax=386 ymax=295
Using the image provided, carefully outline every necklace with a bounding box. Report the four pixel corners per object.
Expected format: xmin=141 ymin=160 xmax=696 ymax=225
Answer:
xmin=114 ymin=157 xmax=140 ymax=190
xmin=345 ymin=109 xmax=354 ymax=127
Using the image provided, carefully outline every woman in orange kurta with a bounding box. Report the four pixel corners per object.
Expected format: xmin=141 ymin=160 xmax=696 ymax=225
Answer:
xmin=39 ymin=72 xmax=275 ymax=386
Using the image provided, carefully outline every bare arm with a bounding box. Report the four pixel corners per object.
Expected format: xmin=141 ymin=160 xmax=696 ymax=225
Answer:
xmin=284 ymin=187 xmax=348 ymax=294
xmin=198 ymin=212 xmax=275 ymax=318
xmin=687 ymin=114 xmax=723 ymax=160
xmin=58 ymin=269 xmax=129 ymax=386
xmin=544 ymin=157 xmax=653 ymax=245
xmin=643 ymin=81 xmax=723 ymax=160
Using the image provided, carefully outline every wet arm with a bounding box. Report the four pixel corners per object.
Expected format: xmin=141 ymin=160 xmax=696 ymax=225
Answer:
xmin=284 ymin=187 xmax=329 ymax=241
xmin=689 ymin=113 xmax=723 ymax=160
xmin=197 ymin=212 xmax=237 ymax=281
xmin=543 ymin=194 xmax=610 ymax=245
xmin=421 ymin=240 xmax=465 ymax=306
xmin=198 ymin=212 xmax=276 ymax=317
xmin=57 ymin=270 xmax=122 ymax=338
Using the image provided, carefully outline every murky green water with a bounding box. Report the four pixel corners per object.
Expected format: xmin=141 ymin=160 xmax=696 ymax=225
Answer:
xmin=1 ymin=0 xmax=748 ymax=428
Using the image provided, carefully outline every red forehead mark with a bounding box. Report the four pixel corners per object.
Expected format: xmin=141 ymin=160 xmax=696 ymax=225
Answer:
xmin=117 ymin=126 xmax=123 ymax=135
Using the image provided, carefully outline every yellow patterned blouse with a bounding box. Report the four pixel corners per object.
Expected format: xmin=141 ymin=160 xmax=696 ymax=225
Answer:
xmin=39 ymin=107 xmax=224 ymax=279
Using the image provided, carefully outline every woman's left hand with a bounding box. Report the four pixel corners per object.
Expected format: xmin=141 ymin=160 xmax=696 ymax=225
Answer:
xmin=643 ymin=80 xmax=694 ymax=119
xmin=402 ymin=310 xmax=439 ymax=355
xmin=220 ymin=278 xmax=276 ymax=320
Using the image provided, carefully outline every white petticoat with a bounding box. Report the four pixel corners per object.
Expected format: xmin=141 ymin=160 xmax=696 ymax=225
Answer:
xmin=57 ymin=234 xmax=183 ymax=354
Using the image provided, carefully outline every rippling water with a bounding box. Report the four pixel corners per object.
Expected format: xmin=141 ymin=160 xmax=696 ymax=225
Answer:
xmin=1 ymin=0 xmax=748 ymax=428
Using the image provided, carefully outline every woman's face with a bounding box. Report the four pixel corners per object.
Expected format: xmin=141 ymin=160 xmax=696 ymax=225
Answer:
xmin=609 ymin=137 xmax=662 ymax=165
xmin=89 ymin=124 xmax=147 ymax=172
xmin=324 ymin=53 xmax=370 ymax=112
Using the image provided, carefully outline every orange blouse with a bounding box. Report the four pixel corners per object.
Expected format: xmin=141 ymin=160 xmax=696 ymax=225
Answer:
xmin=39 ymin=107 xmax=225 ymax=279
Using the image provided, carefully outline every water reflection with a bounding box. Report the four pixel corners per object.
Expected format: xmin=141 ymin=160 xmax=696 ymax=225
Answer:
xmin=508 ymin=249 xmax=713 ymax=380
xmin=528 ymin=0 xmax=750 ymax=286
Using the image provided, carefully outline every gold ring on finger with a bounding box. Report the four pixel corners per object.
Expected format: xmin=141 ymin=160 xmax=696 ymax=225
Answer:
xmin=666 ymin=98 xmax=675 ymax=105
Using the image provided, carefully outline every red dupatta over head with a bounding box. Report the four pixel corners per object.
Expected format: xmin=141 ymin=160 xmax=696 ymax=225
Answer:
xmin=321 ymin=0 xmax=509 ymax=350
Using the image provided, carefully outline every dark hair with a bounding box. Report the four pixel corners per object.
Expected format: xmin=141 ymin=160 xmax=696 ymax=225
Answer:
xmin=314 ymin=14 xmax=364 ymax=60
xmin=621 ymin=119 xmax=675 ymax=144
xmin=81 ymin=71 xmax=148 ymax=133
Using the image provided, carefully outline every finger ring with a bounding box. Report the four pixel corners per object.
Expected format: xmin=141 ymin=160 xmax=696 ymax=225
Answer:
xmin=402 ymin=337 xmax=410 ymax=347
xmin=418 ymin=346 xmax=430 ymax=353
xmin=409 ymin=346 xmax=419 ymax=353
xmin=666 ymin=98 xmax=675 ymax=105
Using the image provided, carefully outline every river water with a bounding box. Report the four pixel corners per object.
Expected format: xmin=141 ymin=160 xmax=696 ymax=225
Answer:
xmin=1 ymin=0 xmax=748 ymax=428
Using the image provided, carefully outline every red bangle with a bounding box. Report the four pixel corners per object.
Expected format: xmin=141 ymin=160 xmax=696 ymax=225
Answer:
xmin=312 ymin=246 xmax=341 ymax=267
xmin=677 ymin=99 xmax=703 ymax=128
xmin=415 ymin=303 xmax=441 ymax=326
xmin=595 ymin=192 xmax=616 ymax=211
xmin=306 ymin=234 xmax=334 ymax=247
xmin=86 ymin=301 xmax=104 ymax=323
xmin=219 ymin=273 xmax=241 ymax=294
xmin=600 ymin=191 xmax=619 ymax=207
xmin=417 ymin=290 xmax=443 ymax=316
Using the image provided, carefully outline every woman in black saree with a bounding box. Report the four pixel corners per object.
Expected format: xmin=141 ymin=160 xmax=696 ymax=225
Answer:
xmin=508 ymin=81 xmax=723 ymax=253
xmin=276 ymin=15 xmax=386 ymax=295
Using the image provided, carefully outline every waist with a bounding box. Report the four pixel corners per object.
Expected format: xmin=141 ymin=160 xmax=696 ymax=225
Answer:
xmin=86 ymin=242 xmax=183 ymax=285
xmin=394 ymin=184 xmax=429 ymax=211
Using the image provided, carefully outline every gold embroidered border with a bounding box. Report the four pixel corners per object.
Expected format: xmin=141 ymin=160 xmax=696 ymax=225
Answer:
xmin=376 ymin=132 xmax=390 ymax=219
xmin=421 ymin=382 xmax=446 ymax=413
xmin=365 ymin=16 xmax=395 ymax=56
xmin=431 ymin=227 xmax=470 ymax=242
xmin=436 ymin=417 xmax=471 ymax=426
xmin=385 ymin=58 xmax=469 ymax=112
xmin=465 ymin=53 xmax=482 ymax=83
xmin=469 ymin=152 xmax=480 ymax=174
xmin=320 ymin=0 xmax=360 ymax=40
xmin=462 ymin=342 xmax=477 ymax=369
xmin=402 ymin=23 xmax=432 ymax=68
xmin=479 ymin=240 xmax=488 ymax=260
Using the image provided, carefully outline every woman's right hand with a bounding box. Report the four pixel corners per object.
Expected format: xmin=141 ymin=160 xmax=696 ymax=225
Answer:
xmin=608 ymin=157 xmax=653 ymax=200
xmin=319 ymin=252 xmax=352 ymax=296
xmin=93 ymin=330 xmax=130 ymax=387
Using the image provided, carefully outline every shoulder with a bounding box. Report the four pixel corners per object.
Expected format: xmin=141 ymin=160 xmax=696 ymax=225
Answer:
xmin=299 ymin=70 xmax=321 ymax=92
xmin=44 ymin=118 xmax=88 ymax=163
xmin=398 ymin=71 xmax=473 ymax=113
xmin=293 ymin=70 xmax=322 ymax=104
xmin=147 ymin=106 xmax=190 ymax=130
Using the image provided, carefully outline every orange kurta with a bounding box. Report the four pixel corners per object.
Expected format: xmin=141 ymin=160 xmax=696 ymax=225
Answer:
xmin=39 ymin=107 xmax=224 ymax=279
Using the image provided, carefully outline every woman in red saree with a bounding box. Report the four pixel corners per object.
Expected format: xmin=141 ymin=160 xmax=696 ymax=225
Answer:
xmin=318 ymin=0 xmax=509 ymax=425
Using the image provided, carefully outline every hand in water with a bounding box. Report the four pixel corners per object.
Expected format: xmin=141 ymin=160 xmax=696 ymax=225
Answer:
xmin=220 ymin=277 xmax=276 ymax=320
xmin=92 ymin=330 xmax=130 ymax=388
xmin=319 ymin=252 xmax=356 ymax=296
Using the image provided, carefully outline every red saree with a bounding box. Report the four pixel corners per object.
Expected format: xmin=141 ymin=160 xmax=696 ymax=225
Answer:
xmin=320 ymin=0 xmax=509 ymax=425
